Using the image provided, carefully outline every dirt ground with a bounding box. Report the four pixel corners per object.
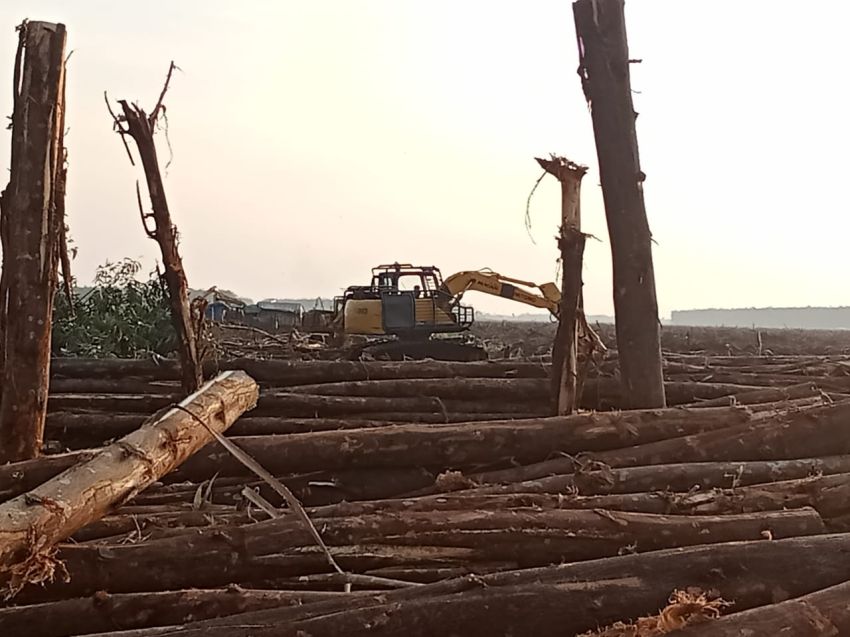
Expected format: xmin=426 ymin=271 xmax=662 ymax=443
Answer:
xmin=472 ymin=321 xmax=850 ymax=357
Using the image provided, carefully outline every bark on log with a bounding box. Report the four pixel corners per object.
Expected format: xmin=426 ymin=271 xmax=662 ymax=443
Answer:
xmin=98 ymin=534 xmax=850 ymax=637
xmin=44 ymin=414 xmax=544 ymax=450
xmin=2 ymin=406 xmax=754 ymax=501
xmin=46 ymin=392 xmax=544 ymax=417
xmin=11 ymin=508 xmax=824 ymax=601
xmin=287 ymin=378 xmax=763 ymax=409
xmin=48 ymin=358 xmax=551 ymax=383
xmin=0 ymin=22 xmax=67 ymax=462
xmin=172 ymin=406 xmax=753 ymax=479
xmin=465 ymin=456 xmax=850 ymax=497
xmin=683 ymin=381 xmax=825 ymax=407
xmin=672 ymin=578 xmax=850 ymax=636
xmin=48 ymin=378 xmax=181 ymax=394
xmin=0 ymin=450 xmax=96 ymax=503
xmin=287 ymin=378 xmax=549 ymax=400
xmin=0 ymin=588 xmax=360 ymax=637
xmin=0 ymin=371 xmax=258 ymax=591
xmin=473 ymin=400 xmax=850 ymax=483
xmin=113 ymin=68 xmax=202 ymax=394
xmin=256 ymin=393 xmax=543 ymax=417
xmin=573 ymin=0 xmax=665 ymax=408
xmin=132 ymin=467 xmax=438 ymax=508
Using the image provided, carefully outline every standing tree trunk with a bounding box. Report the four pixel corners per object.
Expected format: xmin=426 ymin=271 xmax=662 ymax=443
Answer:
xmin=536 ymin=156 xmax=588 ymax=415
xmin=108 ymin=63 xmax=203 ymax=394
xmin=573 ymin=0 xmax=665 ymax=408
xmin=0 ymin=21 xmax=67 ymax=462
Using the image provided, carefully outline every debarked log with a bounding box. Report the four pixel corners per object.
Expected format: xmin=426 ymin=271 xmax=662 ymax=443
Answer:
xmin=0 ymin=371 xmax=258 ymax=589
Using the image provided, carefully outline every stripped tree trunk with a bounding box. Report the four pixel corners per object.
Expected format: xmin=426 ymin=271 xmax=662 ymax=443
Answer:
xmin=536 ymin=156 xmax=589 ymax=415
xmin=109 ymin=63 xmax=203 ymax=394
xmin=573 ymin=0 xmax=665 ymax=408
xmin=0 ymin=21 xmax=67 ymax=462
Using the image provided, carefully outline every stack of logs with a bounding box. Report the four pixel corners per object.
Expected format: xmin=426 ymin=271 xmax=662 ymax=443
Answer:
xmin=44 ymin=353 xmax=850 ymax=451
xmin=3 ymin=353 xmax=850 ymax=635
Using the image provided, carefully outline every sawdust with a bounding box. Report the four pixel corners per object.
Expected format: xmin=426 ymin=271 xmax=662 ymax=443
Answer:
xmin=578 ymin=589 xmax=731 ymax=636
xmin=434 ymin=470 xmax=478 ymax=493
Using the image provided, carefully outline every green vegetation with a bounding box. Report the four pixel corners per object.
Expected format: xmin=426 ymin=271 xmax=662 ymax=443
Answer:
xmin=52 ymin=259 xmax=176 ymax=358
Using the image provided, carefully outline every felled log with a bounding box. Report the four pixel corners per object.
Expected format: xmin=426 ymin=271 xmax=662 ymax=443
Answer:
xmin=287 ymin=378 xmax=549 ymax=400
xmin=106 ymin=533 xmax=850 ymax=637
xmin=683 ymin=381 xmax=825 ymax=407
xmin=131 ymin=467 xmax=439 ymax=508
xmin=255 ymin=393 xmax=543 ymax=417
xmin=672 ymin=578 xmax=850 ymax=636
xmin=673 ymin=371 xmax=850 ymax=394
xmin=0 ymin=450 xmax=96 ymax=502
xmin=0 ymin=588 xmax=361 ymax=637
xmin=431 ymin=474 xmax=850 ymax=519
xmin=0 ymin=371 xmax=258 ymax=589
xmin=173 ymin=406 xmax=754 ymax=479
xmin=12 ymin=507 xmax=823 ymax=602
xmin=48 ymin=378 xmax=181 ymax=394
xmin=47 ymin=393 xmax=177 ymax=413
xmin=71 ymin=505 xmax=251 ymax=543
xmin=473 ymin=400 xmax=850 ymax=483
xmin=463 ymin=456 xmax=850 ymax=497
xmin=662 ymin=472 xmax=850 ymax=520
xmin=46 ymin=413 xmax=541 ymax=450
xmin=582 ymin=379 xmax=764 ymax=409
xmin=85 ymin=483 xmax=839 ymax=544
xmin=49 ymin=358 xmax=551 ymax=383
xmin=47 ymin=392 xmax=545 ymax=417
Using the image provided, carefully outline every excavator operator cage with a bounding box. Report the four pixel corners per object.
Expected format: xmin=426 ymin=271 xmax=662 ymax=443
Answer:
xmin=370 ymin=264 xmax=444 ymax=299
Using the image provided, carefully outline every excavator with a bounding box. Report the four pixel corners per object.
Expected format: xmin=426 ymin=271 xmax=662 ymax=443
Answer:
xmin=329 ymin=263 xmax=563 ymax=360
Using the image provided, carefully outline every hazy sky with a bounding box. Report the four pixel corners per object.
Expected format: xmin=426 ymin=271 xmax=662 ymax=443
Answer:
xmin=1 ymin=1 xmax=848 ymax=317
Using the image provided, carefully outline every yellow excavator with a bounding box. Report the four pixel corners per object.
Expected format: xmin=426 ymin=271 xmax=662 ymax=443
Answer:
xmin=330 ymin=263 xmax=562 ymax=360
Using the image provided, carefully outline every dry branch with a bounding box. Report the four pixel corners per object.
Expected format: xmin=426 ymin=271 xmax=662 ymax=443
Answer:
xmin=107 ymin=62 xmax=202 ymax=393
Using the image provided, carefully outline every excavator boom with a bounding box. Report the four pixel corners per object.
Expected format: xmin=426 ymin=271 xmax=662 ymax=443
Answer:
xmin=440 ymin=270 xmax=562 ymax=317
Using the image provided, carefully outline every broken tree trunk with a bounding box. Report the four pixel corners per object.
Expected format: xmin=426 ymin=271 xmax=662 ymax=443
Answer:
xmin=0 ymin=370 xmax=258 ymax=595
xmin=535 ymin=156 xmax=590 ymax=415
xmin=110 ymin=63 xmax=202 ymax=394
xmin=0 ymin=22 xmax=67 ymax=463
xmin=573 ymin=0 xmax=665 ymax=409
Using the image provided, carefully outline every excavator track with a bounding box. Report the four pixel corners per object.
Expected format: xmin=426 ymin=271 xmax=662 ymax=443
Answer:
xmin=346 ymin=338 xmax=487 ymax=362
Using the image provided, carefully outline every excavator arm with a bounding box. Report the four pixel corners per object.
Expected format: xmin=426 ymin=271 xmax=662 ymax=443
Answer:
xmin=440 ymin=270 xmax=562 ymax=317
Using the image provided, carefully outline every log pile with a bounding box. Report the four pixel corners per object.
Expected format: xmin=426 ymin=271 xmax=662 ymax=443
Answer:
xmin=2 ymin=355 xmax=850 ymax=635
xmin=43 ymin=354 xmax=850 ymax=450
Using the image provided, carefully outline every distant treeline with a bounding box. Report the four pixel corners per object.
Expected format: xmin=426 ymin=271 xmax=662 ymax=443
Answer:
xmin=670 ymin=307 xmax=850 ymax=330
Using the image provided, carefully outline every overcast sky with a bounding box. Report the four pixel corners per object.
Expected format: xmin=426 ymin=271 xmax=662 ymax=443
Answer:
xmin=1 ymin=1 xmax=848 ymax=317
